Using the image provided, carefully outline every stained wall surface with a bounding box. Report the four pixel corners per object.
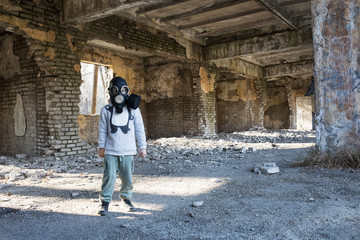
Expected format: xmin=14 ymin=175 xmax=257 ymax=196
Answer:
xmin=145 ymin=62 xmax=198 ymax=138
xmin=264 ymin=83 xmax=290 ymax=129
xmin=313 ymin=0 xmax=360 ymax=150
xmin=216 ymin=78 xmax=261 ymax=132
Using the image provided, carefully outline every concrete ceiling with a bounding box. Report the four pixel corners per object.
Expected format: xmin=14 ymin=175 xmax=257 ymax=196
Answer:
xmin=119 ymin=0 xmax=312 ymax=45
xmin=64 ymin=0 xmax=313 ymax=79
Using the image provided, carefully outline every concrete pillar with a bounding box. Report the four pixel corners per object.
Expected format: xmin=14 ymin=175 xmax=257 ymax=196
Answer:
xmin=285 ymin=78 xmax=296 ymax=129
xmin=254 ymin=78 xmax=266 ymax=129
xmin=312 ymin=0 xmax=360 ymax=150
xmin=198 ymin=66 xmax=217 ymax=137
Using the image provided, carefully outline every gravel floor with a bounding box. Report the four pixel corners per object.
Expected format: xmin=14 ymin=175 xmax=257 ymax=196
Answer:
xmin=1 ymin=130 xmax=359 ymax=240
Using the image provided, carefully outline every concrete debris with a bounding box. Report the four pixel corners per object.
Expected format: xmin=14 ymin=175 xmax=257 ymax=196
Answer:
xmin=71 ymin=192 xmax=80 ymax=197
xmin=15 ymin=154 xmax=27 ymax=159
xmin=239 ymin=147 xmax=246 ymax=153
xmin=247 ymin=147 xmax=256 ymax=152
xmin=119 ymin=223 xmax=130 ymax=228
xmin=192 ymin=201 xmax=203 ymax=207
xmin=0 ymin=130 xmax=313 ymax=184
xmin=188 ymin=212 xmax=196 ymax=218
xmin=254 ymin=163 xmax=280 ymax=174
xmin=0 ymin=197 xmax=10 ymax=202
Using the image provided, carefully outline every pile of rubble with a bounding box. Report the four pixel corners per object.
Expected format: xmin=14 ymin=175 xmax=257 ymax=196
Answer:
xmin=0 ymin=130 xmax=315 ymax=183
xmin=0 ymin=150 xmax=99 ymax=184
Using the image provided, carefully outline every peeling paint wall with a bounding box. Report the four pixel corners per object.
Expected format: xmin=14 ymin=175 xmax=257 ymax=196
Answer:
xmin=313 ymin=0 xmax=360 ymax=150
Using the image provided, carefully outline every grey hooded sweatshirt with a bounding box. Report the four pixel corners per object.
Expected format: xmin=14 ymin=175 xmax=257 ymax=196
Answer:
xmin=98 ymin=104 xmax=146 ymax=156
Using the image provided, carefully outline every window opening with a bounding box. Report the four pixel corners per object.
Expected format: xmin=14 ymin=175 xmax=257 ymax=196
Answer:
xmin=79 ymin=62 xmax=113 ymax=115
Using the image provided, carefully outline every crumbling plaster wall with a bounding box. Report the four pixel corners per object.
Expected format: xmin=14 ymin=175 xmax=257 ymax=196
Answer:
xmin=313 ymin=0 xmax=360 ymax=150
xmin=0 ymin=34 xmax=43 ymax=156
xmin=216 ymin=78 xmax=261 ymax=132
xmin=144 ymin=60 xmax=198 ymax=138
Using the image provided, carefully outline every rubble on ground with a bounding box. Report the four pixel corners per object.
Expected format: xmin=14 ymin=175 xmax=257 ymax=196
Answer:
xmin=253 ymin=163 xmax=280 ymax=174
xmin=0 ymin=130 xmax=314 ymax=183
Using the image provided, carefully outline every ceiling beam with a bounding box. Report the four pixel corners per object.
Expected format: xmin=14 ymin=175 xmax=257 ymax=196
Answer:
xmin=198 ymin=14 xmax=278 ymax=37
xmin=265 ymin=60 xmax=313 ymax=79
xmin=161 ymin=0 xmax=248 ymax=22
xmin=253 ymin=0 xmax=297 ymax=29
xmin=136 ymin=0 xmax=188 ymax=15
xmin=209 ymin=58 xmax=264 ymax=79
xmin=204 ymin=27 xmax=312 ymax=60
xmin=280 ymin=0 xmax=310 ymax=7
xmin=63 ymin=0 xmax=153 ymax=25
xmin=178 ymin=9 xmax=265 ymax=30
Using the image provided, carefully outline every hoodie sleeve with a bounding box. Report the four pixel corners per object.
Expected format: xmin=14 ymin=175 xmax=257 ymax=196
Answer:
xmin=133 ymin=108 xmax=147 ymax=149
xmin=98 ymin=107 xmax=108 ymax=148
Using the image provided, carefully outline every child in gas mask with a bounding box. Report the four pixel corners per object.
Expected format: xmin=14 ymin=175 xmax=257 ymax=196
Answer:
xmin=97 ymin=76 xmax=147 ymax=216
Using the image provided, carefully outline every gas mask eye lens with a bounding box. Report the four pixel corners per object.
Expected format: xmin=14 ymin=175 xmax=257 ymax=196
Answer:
xmin=110 ymin=86 xmax=119 ymax=96
xmin=120 ymin=85 xmax=129 ymax=95
xmin=114 ymin=95 xmax=124 ymax=104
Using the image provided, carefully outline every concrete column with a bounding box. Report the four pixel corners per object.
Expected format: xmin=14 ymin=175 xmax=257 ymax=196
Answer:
xmin=254 ymin=78 xmax=266 ymax=128
xmin=312 ymin=0 xmax=360 ymax=150
xmin=198 ymin=66 xmax=217 ymax=137
xmin=285 ymin=78 xmax=296 ymax=129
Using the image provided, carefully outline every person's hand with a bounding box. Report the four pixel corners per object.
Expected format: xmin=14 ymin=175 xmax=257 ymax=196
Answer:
xmin=139 ymin=149 xmax=146 ymax=158
xmin=98 ymin=148 xmax=105 ymax=158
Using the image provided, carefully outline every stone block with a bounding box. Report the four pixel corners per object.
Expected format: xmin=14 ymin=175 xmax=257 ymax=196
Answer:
xmin=254 ymin=163 xmax=280 ymax=174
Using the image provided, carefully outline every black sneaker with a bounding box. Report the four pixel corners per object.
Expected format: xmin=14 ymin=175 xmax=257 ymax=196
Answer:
xmin=122 ymin=199 xmax=135 ymax=212
xmin=98 ymin=202 xmax=109 ymax=216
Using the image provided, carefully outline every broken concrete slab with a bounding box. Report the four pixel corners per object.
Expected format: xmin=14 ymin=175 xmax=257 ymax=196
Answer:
xmin=254 ymin=162 xmax=280 ymax=174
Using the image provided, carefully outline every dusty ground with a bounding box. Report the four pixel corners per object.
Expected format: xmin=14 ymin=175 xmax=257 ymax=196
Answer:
xmin=1 ymin=130 xmax=359 ymax=240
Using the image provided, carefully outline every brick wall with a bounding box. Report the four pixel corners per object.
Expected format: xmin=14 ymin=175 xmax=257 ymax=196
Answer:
xmin=217 ymin=100 xmax=261 ymax=132
xmin=216 ymin=78 xmax=261 ymax=132
xmin=0 ymin=0 xmax=190 ymax=156
xmin=0 ymin=34 xmax=40 ymax=155
xmin=144 ymin=62 xmax=200 ymax=138
xmin=146 ymin=97 xmax=195 ymax=138
xmin=84 ymin=16 xmax=186 ymax=58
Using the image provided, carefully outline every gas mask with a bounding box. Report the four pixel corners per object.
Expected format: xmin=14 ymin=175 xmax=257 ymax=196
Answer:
xmin=108 ymin=77 xmax=141 ymax=114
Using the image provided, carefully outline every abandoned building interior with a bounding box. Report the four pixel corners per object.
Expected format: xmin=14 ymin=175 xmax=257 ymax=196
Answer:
xmin=0 ymin=0 xmax=358 ymax=158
